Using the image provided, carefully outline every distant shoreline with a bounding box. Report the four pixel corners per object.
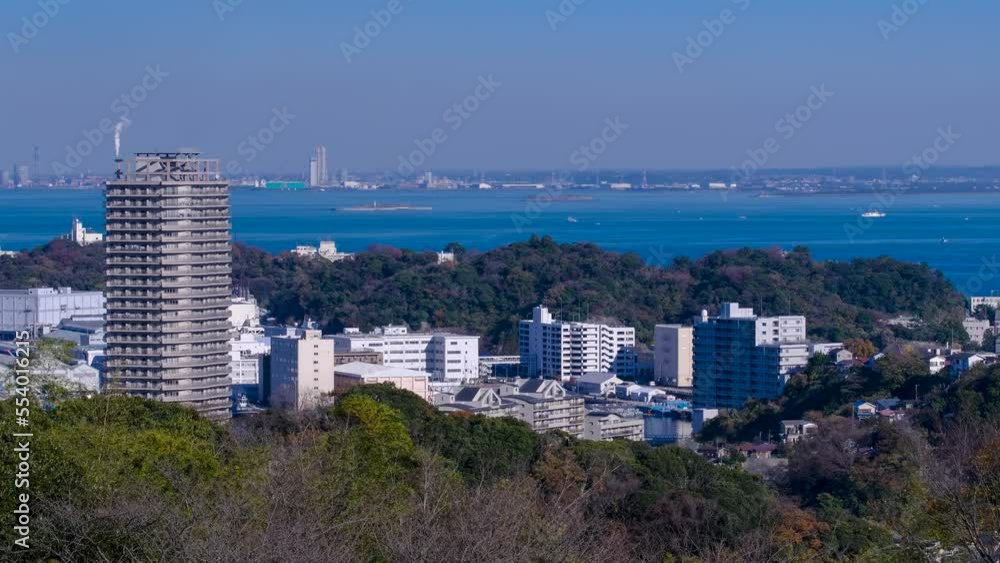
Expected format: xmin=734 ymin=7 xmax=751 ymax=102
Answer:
xmin=6 ymin=186 xmax=1000 ymax=197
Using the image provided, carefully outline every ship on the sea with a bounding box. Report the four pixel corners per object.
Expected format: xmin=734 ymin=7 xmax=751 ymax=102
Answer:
xmin=332 ymin=202 xmax=433 ymax=212
xmin=861 ymin=211 xmax=887 ymax=218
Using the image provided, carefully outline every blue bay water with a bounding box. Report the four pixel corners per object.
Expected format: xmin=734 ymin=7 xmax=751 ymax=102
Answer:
xmin=1 ymin=188 xmax=998 ymax=294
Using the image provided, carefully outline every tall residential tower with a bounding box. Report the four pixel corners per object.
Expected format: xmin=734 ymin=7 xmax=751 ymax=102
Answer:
xmin=105 ymin=153 xmax=233 ymax=419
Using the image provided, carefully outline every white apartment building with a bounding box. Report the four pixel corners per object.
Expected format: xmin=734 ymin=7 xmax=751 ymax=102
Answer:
xmin=654 ymin=324 xmax=693 ymax=387
xmin=331 ymin=325 xmax=479 ymax=383
xmin=963 ymin=317 xmax=991 ymax=346
xmin=583 ymin=411 xmax=645 ymax=442
xmin=270 ymin=329 xmax=335 ymax=410
xmin=0 ymin=287 xmax=105 ymax=336
xmin=518 ymin=305 xmax=636 ymax=381
xmin=228 ymin=296 xmax=268 ymax=403
xmin=970 ymin=296 xmax=1000 ymax=314
xmin=230 ymin=332 xmax=269 ymax=385
xmin=437 ymin=379 xmax=586 ymax=437
xmin=505 ymin=379 xmax=586 ymax=437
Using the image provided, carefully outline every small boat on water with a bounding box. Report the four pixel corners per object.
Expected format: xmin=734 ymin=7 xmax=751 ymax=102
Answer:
xmin=567 ymin=217 xmax=578 ymax=223
xmin=861 ymin=211 xmax=886 ymax=218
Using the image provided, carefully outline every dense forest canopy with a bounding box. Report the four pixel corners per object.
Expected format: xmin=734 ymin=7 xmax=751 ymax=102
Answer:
xmin=0 ymin=236 xmax=968 ymax=351
xmin=2 ymin=373 xmax=999 ymax=562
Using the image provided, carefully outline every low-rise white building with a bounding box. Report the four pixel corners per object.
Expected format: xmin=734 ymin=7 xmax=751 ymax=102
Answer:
xmin=782 ymin=419 xmax=818 ymax=443
xmin=64 ymin=218 xmax=103 ymax=246
xmin=332 ymin=325 xmax=479 ymax=384
xmin=293 ymin=241 xmax=353 ymax=262
xmin=928 ymin=355 xmax=948 ymax=374
xmin=504 ymin=379 xmax=586 ymax=437
xmin=0 ymin=287 xmax=106 ymax=337
xmin=334 ymin=361 xmax=431 ymax=401
xmin=809 ymin=342 xmax=845 ymax=355
xmin=436 ymin=379 xmax=588 ymax=437
xmin=853 ymin=401 xmax=877 ymax=419
xmin=576 ymin=372 xmax=624 ymax=396
xmin=583 ymin=411 xmax=645 ymax=441
xmin=615 ymin=383 xmax=667 ymax=403
xmin=438 ymin=386 xmax=517 ymax=417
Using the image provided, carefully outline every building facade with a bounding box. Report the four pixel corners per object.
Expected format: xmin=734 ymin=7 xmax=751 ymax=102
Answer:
xmin=334 ymin=361 xmax=431 ymax=401
xmin=438 ymin=386 xmax=518 ymax=417
xmin=270 ymin=329 xmax=335 ymax=410
xmin=478 ymin=355 xmax=521 ymax=378
xmin=654 ymin=324 xmax=694 ymax=387
xmin=970 ymin=296 xmax=1000 ymax=314
xmin=576 ymin=372 xmax=624 ymax=396
xmin=331 ymin=325 xmax=479 ymax=383
xmin=438 ymin=379 xmax=585 ymax=437
xmin=518 ymin=305 xmax=636 ymax=380
xmin=505 ymin=379 xmax=586 ymax=437
xmin=104 ymin=153 xmax=233 ymax=419
xmin=963 ymin=317 xmax=991 ymax=346
xmin=64 ymin=218 xmax=104 ymax=246
xmin=334 ymin=350 xmax=384 ymax=367
xmin=0 ymin=287 xmax=105 ymax=337
xmin=693 ymin=302 xmax=809 ymax=409
xmin=583 ymin=411 xmax=645 ymax=441
xmin=229 ymin=295 xmax=262 ymax=331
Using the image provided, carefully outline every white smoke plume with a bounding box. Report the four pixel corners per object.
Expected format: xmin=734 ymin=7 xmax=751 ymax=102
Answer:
xmin=114 ymin=117 xmax=131 ymax=158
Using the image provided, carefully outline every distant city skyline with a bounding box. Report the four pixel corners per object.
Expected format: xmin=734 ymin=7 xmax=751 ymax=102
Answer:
xmin=2 ymin=0 xmax=998 ymax=175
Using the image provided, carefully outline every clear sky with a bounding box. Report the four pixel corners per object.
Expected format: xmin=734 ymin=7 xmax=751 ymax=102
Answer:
xmin=1 ymin=0 xmax=996 ymax=175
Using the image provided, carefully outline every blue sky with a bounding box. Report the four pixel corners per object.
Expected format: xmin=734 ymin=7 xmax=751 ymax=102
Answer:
xmin=1 ymin=0 xmax=996 ymax=175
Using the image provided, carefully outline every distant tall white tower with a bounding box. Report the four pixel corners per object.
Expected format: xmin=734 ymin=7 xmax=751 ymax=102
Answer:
xmin=309 ymin=157 xmax=320 ymax=187
xmin=311 ymin=145 xmax=329 ymax=187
